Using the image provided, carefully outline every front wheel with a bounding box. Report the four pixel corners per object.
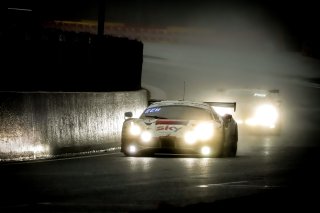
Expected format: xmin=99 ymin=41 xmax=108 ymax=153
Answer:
xmin=211 ymin=142 xmax=223 ymax=157
xmin=224 ymin=143 xmax=237 ymax=157
xmin=123 ymin=150 xmax=133 ymax=157
xmin=223 ymin=124 xmax=238 ymax=157
xmin=209 ymin=128 xmax=224 ymax=158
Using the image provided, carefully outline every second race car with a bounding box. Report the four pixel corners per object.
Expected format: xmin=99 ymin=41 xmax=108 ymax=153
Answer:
xmin=212 ymin=88 xmax=282 ymax=135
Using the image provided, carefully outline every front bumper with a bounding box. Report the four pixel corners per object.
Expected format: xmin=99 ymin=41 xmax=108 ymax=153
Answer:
xmin=121 ymin=136 xmax=221 ymax=156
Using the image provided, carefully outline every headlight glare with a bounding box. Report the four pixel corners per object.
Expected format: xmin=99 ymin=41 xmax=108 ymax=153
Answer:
xmin=129 ymin=122 xmax=141 ymax=136
xmin=128 ymin=145 xmax=137 ymax=154
xmin=250 ymin=104 xmax=279 ymax=128
xmin=201 ymin=146 xmax=211 ymax=156
xmin=184 ymin=131 xmax=197 ymax=144
xmin=141 ymin=131 xmax=152 ymax=143
xmin=195 ymin=123 xmax=214 ymax=141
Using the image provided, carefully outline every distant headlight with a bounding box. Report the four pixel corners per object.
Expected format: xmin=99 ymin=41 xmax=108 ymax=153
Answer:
xmin=246 ymin=104 xmax=278 ymax=128
xmin=129 ymin=122 xmax=141 ymax=136
xmin=140 ymin=131 xmax=152 ymax=143
xmin=184 ymin=122 xmax=214 ymax=144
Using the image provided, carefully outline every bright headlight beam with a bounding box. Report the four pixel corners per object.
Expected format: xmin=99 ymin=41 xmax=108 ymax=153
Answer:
xmin=185 ymin=123 xmax=214 ymax=144
xmin=195 ymin=123 xmax=214 ymax=141
xmin=255 ymin=104 xmax=278 ymax=127
xmin=255 ymin=104 xmax=278 ymax=119
xmin=245 ymin=118 xmax=257 ymax=126
xmin=201 ymin=146 xmax=211 ymax=156
xmin=141 ymin=131 xmax=152 ymax=143
xmin=129 ymin=122 xmax=141 ymax=136
xmin=128 ymin=145 xmax=137 ymax=154
xmin=184 ymin=131 xmax=197 ymax=144
xmin=246 ymin=104 xmax=279 ymax=128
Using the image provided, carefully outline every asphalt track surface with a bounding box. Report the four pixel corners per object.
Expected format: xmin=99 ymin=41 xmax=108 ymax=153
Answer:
xmin=1 ymin=129 xmax=319 ymax=212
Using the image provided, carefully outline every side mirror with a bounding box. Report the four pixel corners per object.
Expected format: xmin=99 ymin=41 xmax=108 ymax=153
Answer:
xmin=223 ymin=114 xmax=232 ymax=127
xmin=223 ymin=114 xmax=232 ymax=120
xmin=124 ymin=112 xmax=133 ymax=119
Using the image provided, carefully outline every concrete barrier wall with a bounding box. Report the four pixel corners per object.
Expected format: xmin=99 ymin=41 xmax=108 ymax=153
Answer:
xmin=0 ymin=90 xmax=147 ymax=160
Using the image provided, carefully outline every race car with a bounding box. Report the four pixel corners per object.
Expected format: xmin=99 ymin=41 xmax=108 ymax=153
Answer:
xmin=213 ymin=89 xmax=281 ymax=135
xmin=121 ymin=100 xmax=238 ymax=157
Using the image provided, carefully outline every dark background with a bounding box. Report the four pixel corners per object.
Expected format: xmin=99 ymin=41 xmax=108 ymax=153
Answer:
xmin=4 ymin=1 xmax=146 ymax=92
xmin=2 ymin=0 xmax=320 ymax=92
xmin=5 ymin=0 xmax=320 ymax=53
xmin=6 ymin=1 xmax=320 ymax=35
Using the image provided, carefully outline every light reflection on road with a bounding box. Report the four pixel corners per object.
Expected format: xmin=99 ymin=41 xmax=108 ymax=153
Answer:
xmin=262 ymin=137 xmax=272 ymax=156
xmin=127 ymin=157 xmax=155 ymax=172
xmin=180 ymin=158 xmax=211 ymax=175
xmin=238 ymin=133 xmax=281 ymax=157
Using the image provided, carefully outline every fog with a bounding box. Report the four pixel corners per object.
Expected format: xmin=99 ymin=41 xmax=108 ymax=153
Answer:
xmin=142 ymin=42 xmax=320 ymax=100
xmin=129 ymin=1 xmax=315 ymax=100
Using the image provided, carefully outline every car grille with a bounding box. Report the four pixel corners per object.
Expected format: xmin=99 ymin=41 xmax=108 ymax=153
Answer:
xmin=159 ymin=137 xmax=176 ymax=148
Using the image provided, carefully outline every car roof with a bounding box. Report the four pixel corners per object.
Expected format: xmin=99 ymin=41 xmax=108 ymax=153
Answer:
xmin=148 ymin=100 xmax=211 ymax=110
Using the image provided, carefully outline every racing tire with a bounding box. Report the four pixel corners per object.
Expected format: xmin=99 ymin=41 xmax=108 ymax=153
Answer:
xmin=229 ymin=126 xmax=238 ymax=157
xmin=123 ymin=150 xmax=133 ymax=157
xmin=223 ymin=124 xmax=238 ymax=157
xmin=212 ymin=143 xmax=223 ymax=158
xmin=211 ymin=128 xmax=225 ymax=158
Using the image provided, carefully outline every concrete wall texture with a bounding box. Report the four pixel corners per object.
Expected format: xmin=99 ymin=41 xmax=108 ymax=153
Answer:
xmin=0 ymin=90 xmax=147 ymax=160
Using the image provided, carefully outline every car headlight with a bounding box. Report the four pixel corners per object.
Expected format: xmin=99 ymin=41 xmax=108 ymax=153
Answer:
xmin=201 ymin=146 xmax=211 ymax=156
xmin=184 ymin=122 xmax=214 ymax=144
xmin=128 ymin=145 xmax=137 ymax=154
xmin=184 ymin=131 xmax=197 ymax=144
xmin=129 ymin=122 xmax=141 ymax=136
xmin=246 ymin=104 xmax=278 ymax=128
xmin=194 ymin=123 xmax=214 ymax=141
xmin=140 ymin=131 xmax=152 ymax=143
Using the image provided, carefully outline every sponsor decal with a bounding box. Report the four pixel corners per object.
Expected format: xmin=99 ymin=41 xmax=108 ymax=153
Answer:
xmin=156 ymin=125 xmax=182 ymax=132
xmin=144 ymin=108 xmax=161 ymax=114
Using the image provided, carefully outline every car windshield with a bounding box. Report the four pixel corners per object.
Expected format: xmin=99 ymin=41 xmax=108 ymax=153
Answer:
xmin=140 ymin=105 xmax=212 ymax=120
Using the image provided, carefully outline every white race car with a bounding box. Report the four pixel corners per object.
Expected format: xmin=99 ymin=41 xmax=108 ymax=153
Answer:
xmin=213 ymin=89 xmax=282 ymax=135
xmin=121 ymin=100 xmax=238 ymax=157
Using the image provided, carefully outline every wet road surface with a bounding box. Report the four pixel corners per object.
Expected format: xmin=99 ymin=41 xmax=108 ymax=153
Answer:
xmin=1 ymin=131 xmax=319 ymax=212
